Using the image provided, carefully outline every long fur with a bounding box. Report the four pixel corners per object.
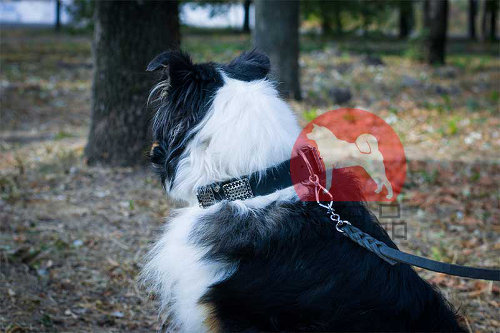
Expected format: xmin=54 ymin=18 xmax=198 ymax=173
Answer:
xmin=141 ymin=50 xmax=465 ymax=332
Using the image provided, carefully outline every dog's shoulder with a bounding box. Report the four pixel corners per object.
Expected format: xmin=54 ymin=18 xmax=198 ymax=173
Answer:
xmin=191 ymin=195 xmax=393 ymax=258
xmin=197 ymin=198 xmax=462 ymax=332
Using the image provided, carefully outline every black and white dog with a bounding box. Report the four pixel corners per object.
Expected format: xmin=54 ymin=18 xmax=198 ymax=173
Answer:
xmin=142 ymin=50 xmax=465 ymax=332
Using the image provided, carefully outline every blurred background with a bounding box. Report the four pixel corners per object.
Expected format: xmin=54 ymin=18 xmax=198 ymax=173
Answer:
xmin=1 ymin=0 xmax=499 ymax=332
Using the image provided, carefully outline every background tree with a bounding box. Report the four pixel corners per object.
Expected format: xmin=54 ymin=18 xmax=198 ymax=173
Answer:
xmin=481 ymin=0 xmax=498 ymax=41
xmin=302 ymin=0 xmax=344 ymax=36
xmin=349 ymin=0 xmax=392 ymax=36
xmin=399 ymin=0 xmax=414 ymax=39
xmin=65 ymin=0 xmax=95 ymax=30
xmin=424 ymin=0 xmax=449 ymax=64
xmin=85 ymin=1 xmax=180 ymax=166
xmin=243 ymin=0 xmax=251 ymax=33
xmin=489 ymin=0 xmax=498 ymax=40
xmin=191 ymin=0 xmax=252 ymax=33
xmin=254 ymin=0 xmax=300 ymax=100
xmin=469 ymin=0 xmax=478 ymax=39
xmin=55 ymin=0 xmax=61 ymax=32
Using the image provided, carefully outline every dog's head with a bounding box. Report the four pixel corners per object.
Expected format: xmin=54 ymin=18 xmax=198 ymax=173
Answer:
xmin=148 ymin=50 xmax=300 ymax=203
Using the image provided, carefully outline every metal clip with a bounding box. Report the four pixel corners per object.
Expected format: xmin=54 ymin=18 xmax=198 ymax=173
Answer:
xmin=297 ymin=144 xmax=351 ymax=234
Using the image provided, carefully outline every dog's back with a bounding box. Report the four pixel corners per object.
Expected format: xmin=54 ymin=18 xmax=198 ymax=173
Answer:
xmin=198 ymin=199 xmax=464 ymax=332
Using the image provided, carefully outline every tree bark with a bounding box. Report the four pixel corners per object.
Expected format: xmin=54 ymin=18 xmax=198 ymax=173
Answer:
xmin=399 ymin=0 xmax=414 ymax=39
xmin=425 ymin=0 xmax=448 ymax=64
xmin=489 ymin=0 xmax=498 ymax=40
xmin=321 ymin=14 xmax=333 ymax=36
xmin=254 ymin=0 xmax=301 ymax=100
xmin=318 ymin=1 xmax=333 ymax=36
xmin=481 ymin=0 xmax=487 ymax=39
xmin=243 ymin=0 xmax=251 ymax=33
xmin=480 ymin=0 xmax=498 ymax=40
xmin=469 ymin=0 xmax=478 ymax=39
xmin=85 ymin=1 xmax=180 ymax=166
xmin=55 ymin=0 xmax=61 ymax=32
xmin=423 ymin=0 xmax=430 ymax=27
xmin=334 ymin=9 xmax=343 ymax=35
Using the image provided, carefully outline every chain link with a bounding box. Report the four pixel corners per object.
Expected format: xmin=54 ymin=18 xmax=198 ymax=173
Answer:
xmin=298 ymin=147 xmax=352 ymax=232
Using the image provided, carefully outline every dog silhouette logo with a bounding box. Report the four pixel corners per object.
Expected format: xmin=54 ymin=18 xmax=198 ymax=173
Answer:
xmin=307 ymin=124 xmax=393 ymax=199
xmin=291 ymin=108 xmax=406 ymax=202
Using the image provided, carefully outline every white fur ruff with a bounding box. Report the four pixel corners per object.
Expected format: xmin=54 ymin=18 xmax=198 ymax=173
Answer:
xmin=141 ymin=72 xmax=301 ymax=332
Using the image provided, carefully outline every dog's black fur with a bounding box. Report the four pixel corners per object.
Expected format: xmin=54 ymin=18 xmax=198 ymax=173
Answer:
xmin=196 ymin=200 xmax=464 ymax=332
xmin=148 ymin=50 xmax=465 ymax=332
xmin=149 ymin=51 xmax=224 ymax=187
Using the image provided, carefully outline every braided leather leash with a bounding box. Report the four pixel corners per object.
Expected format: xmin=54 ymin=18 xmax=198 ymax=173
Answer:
xmin=340 ymin=223 xmax=499 ymax=281
xmin=297 ymin=149 xmax=500 ymax=281
xmin=340 ymin=224 xmax=398 ymax=265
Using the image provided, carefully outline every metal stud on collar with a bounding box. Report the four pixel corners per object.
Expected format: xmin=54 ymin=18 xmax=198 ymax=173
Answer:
xmin=197 ymin=185 xmax=216 ymax=208
xmin=222 ymin=178 xmax=253 ymax=201
xmin=197 ymin=177 xmax=254 ymax=208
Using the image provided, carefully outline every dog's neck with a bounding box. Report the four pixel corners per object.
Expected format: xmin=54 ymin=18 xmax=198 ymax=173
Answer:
xmin=167 ymin=76 xmax=301 ymax=206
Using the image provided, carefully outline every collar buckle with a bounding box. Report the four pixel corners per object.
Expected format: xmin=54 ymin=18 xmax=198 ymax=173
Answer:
xmin=197 ymin=185 xmax=216 ymax=208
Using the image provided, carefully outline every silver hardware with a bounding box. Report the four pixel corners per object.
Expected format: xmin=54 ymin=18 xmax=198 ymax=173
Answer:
xmin=213 ymin=184 xmax=220 ymax=192
xmin=222 ymin=178 xmax=253 ymax=201
xmin=298 ymin=147 xmax=350 ymax=233
xmin=197 ymin=185 xmax=216 ymax=208
xmin=335 ymin=220 xmax=352 ymax=233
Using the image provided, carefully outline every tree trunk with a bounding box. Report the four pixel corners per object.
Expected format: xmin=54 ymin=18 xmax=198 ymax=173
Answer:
xmin=425 ymin=0 xmax=448 ymax=64
xmin=85 ymin=1 xmax=180 ymax=166
xmin=399 ymin=0 xmax=414 ymax=39
xmin=55 ymin=0 xmax=61 ymax=32
xmin=334 ymin=9 xmax=343 ymax=35
xmin=320 ymin=13 xmax=333 ymax=36
xmin=243 ymin=0 xmax=251 ymax=33
xmin=361 ymin=10 xmax=370 ymax=36
xmin=481 ymin=0 xmax=498 ymax=40
xmin=254 ymin=0 xmax=301 ymax=100
xmin=423 ymin=0 xmax=430 ymax=27
xmin=469 ymin=0 xmax=478 ymax=39
xmin=320 ymin=14 xmax=332 ymax=36
xmin=481 ymin=0 xmax=488 ymax=40
xmin=318 ymin=1 xmax=333 ymax=36
xmin=489 ymin=0 xmax=498 ymax=40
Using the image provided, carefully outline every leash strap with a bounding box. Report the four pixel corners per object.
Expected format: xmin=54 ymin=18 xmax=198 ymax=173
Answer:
xmin=341 ymin=224 xmax=500 ymax=281
xmin=296 ymin=147 xmax=500 ymax=281
xmin=196 ymin=144 xmax=500 ymax=281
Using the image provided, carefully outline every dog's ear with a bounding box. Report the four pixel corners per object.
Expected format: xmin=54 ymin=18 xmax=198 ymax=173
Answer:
xmin=147 ymin=52 xmax=169 ymax=72
xmin=146 ymin=50 xmax=194 ymax=74
xmin=147 ymin=50 xmax=219 ymax=85
xmin=224 ymin=49 xmax=270 ymax=81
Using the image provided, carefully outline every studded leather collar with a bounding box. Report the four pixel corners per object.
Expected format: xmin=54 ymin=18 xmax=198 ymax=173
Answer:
xmin=196 ymin=146 xmax=323 ymax=208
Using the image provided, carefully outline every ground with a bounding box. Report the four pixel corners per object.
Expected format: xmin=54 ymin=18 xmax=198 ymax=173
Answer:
xmin=0 ymin=27 xmax=499 ymax=332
